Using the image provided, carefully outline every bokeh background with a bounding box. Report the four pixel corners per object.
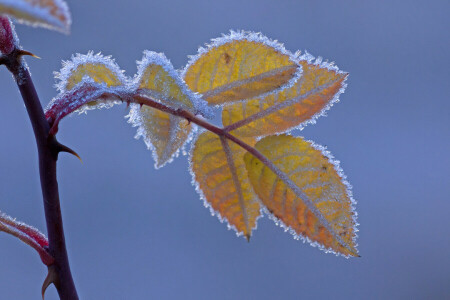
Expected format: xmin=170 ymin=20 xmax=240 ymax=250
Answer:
xmin=1 ymin=0 xmax=449 ymax=299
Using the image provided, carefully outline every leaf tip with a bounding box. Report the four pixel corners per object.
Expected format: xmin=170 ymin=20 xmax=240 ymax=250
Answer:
xmin=245 ymin=234 xmax=251 ymax=242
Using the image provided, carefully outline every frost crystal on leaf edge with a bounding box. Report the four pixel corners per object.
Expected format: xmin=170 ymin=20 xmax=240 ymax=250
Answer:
xmin=54 ymin=51 xmax=128 ymax=93
xmin=262 ymin=134 xmax=359 ymax=258
xmin=187 ymin=129 xmax=263 ymax=239
xmin=180 ymin=30 xmax=303 ymax=107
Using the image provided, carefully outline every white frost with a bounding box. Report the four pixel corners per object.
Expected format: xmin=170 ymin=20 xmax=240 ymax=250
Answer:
xmin=132 ymin=50 xmax=213 ymax=118
xmin=180 ymin=30 xmax=303 ymax=106
xmin=54 ymin=51 xmax=128 ymax=93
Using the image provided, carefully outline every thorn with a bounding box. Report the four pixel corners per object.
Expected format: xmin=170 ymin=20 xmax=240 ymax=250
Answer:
xmin=139 ymin=103 xmax=143 ymax=109
xmin=126 ymin=101 xmax=130 ymax=108
xmin=17 ymin=49 xmax=41 ymax=59
xmin=56 ymin=142 xmax=83 ymax=163
xmin=42 ymin=266 xmax=57 ymax=300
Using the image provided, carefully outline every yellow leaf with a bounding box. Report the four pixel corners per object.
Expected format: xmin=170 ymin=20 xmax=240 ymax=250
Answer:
xmin=128 ymin=106 xmax=192 ymax=169
xmin=0 ymin=0 xmax=71 ymax=33
xmin=183 ymin=31 xmax=300 ymax=105
xmin=56 ymin=52 xmax=126 ymax=92
xmin=222 ymin=58 xmax=347 ymax=137
xmin=128 ymin=51 xmax=204 ymax=168
xmin=191 ymin=131 xmax=261 ymax=239
xmin=244 ymin=135 xmax=358 ymax=256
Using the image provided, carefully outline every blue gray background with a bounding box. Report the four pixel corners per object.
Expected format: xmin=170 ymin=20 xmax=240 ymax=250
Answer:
xmin=1 ymin=0 xmax=449 ymax=299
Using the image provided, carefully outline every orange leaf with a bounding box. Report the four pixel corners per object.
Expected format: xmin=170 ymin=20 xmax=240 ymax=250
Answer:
xmin=182 ymin=31 xmax=300 ymax=105
xmin=191 ymin=131 xmax=261 ymax=239
xmin=244 ymin=134 xmax=358 ymax=256
xmin=223 ymin=56 xmax=347 ymax=137
xmin=0 ymin=0 xmax=71 ymax=33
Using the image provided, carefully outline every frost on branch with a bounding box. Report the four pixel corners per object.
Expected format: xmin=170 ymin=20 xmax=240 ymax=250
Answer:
xmin=127 ymin=51 xmax=212 ymax=168
xmin=45 ymin=79 xmax=129 ymax=135
xmin=182 ymin=30 xmax=302 ymax=106
xmin=0 ymin=0 xmax=71 ymax=33
xmin=0 ymin=210 xmax=54 ymax=265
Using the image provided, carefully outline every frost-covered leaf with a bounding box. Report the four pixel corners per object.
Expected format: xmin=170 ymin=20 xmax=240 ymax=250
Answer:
xmin=55 ymin=52 xmax=127 ymax=93
xmin=223 ymin=54 xmax=348 ymax=137
xmin=182 ymin=30 xmax=301 ymax=106
xmin=0 ymin=210 xmax=54 ymax=265
xmin=244 ymin=135 xmax=358 ymax=257
xmin=190 ymin=131 xmax=261 ymax=239
xmin=128 ymin=51 xmax=210 ymax=168
xmin=127 ymin=106 xmax=193 ymax=169
xmin=0 ymin=0 xmax=71 ymax=33
xmin=45 ymin=79 xmax=128 ymax=134
xmin=46 ymin=53 xmax=129 ymax=133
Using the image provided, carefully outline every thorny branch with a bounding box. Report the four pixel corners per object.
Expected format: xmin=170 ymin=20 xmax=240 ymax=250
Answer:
xmin=0 ymin=17 xmax=79 ymax=300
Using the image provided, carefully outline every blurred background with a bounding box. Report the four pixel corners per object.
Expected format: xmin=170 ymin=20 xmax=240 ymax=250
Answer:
xmin=1 ymin=0 xmax=449 ymax=299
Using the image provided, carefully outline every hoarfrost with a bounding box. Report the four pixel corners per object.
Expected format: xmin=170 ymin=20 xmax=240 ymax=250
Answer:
xmin=290 ymin=50 xmax=348 ymax=133
xmin=180 ymin=30 xmax=302 ymax=106
xmin=55 ymin=51 xmax=127 ymax=93
xmin=133 ymin=50 xmax=213 ymax=118
xmin=123 ymin=51 xmax=214 ymax=169
xmin=45 ymin=78 xmax=130 ymax=130
xmin=126 ymin=104 xmax=196 ymax=169
xmin=261 ymin=135 xmax=358 ymax=258
xmin=187 ymin=130 xmax=263 ymax=239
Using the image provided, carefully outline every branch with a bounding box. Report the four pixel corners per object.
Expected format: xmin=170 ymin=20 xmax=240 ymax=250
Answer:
xmin=0 ymin=16 xmax=78 ymax=300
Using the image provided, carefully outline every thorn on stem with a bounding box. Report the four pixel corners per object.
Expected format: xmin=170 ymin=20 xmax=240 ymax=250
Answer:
xmin=17 ymin=49 xmax=41 ymax=59
xmin=42 ymin=266 xmax=58 ymax=300
xmin=56 ymin=142 xmax=83 ymax=163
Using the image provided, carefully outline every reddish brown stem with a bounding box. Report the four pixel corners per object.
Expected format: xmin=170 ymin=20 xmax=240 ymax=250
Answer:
xmin=132 ymin=95 xmax=275 ymax=168
xmin=1 ymin=36 xmax=79 ymax=300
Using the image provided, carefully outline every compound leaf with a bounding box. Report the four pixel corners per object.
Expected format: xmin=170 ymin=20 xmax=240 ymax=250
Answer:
xmin=182 ymin=30 xmax=301 ymax=105
xmin=244 ymin=135 xmax=358 ymax=256
xmin=0 ymin=0 xmax=71 ymax=33
xmin=223 ymin=55 xmax=347 ymax=137
xmin=191 ymin=131 xmax=261 ymax=239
